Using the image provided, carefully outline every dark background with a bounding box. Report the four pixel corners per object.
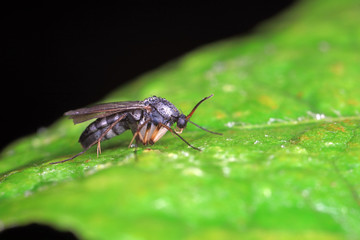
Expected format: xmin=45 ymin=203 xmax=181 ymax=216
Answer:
xmin=2 ymin=1 xmax=296 ymax=149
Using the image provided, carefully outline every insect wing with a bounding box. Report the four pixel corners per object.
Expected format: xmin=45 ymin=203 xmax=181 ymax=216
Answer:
xmin=65 ymin=101 xmax=146 ymax=124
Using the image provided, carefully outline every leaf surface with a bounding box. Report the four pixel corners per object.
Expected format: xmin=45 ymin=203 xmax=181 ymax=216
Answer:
xmin=1 ymin=0 xmax=360 ymax=239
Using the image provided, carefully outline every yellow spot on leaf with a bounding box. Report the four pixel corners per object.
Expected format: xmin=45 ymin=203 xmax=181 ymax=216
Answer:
xmin=330 ymin=62 xmax=344 ymax=76
xmin=299 ymin=135 xmax=311 ymax=142
xmin=347 ymin=99 xmax=359 ymax=106
xmin=215 ymin=111 xmax=227 ymax=119
xmin=326 ymin=123 xmax=346 ymax=133
xmin=258 ymin=95 xmax=279 ymax=110
xmin=232 ymin=111 xmax=249 ymax=118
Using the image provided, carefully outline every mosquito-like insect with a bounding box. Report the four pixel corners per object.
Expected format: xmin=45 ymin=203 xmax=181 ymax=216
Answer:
xmin=50 ymin=94 xmax=221 ymax=164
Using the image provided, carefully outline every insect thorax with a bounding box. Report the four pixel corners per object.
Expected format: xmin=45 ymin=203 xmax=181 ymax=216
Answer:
xmin=143 ymin=96 xmax=180 ymax=126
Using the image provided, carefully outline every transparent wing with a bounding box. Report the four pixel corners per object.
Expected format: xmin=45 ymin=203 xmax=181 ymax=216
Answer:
xmin=64 ymin=101 xmax=146 ymax=124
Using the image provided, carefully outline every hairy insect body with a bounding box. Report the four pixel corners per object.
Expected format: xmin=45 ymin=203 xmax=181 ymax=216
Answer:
xmin=137 ymin=97 xmax=180 ymax=145
xmin=79 ymin=112 xmax=130 ymax=149
xmin=143 ymin=96 xmax=180 ymax=124
xmin=79 ymin=97 xmax=180 ymax=149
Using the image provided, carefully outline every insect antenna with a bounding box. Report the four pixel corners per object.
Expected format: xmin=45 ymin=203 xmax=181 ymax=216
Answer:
xmin=184 ymin=94 xmax=222 ymax=135
xmin=185 ymin=94 xmax=214 ymax=120
xmin=188 ymin=120 xmax=222 ymax=135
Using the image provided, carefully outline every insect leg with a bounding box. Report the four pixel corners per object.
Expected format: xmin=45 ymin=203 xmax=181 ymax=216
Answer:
xmin=49 ymin=149 xmax=90 ymax=164
xmin=89 ymin=113 xmax=128 ymax=156
xmin=158 ymin=123 xmax=201 ymax=151
xmin=50 ymin=113 xmax=127 ymax=164
xmin=97 ymin=141 xmax=102 ymax=157
xmin=128 ymin=119 xmax=151 ymax=148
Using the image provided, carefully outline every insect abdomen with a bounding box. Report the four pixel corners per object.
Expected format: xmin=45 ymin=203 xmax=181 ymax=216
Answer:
xmin=79 ymin=113 xmax=129 ymax=149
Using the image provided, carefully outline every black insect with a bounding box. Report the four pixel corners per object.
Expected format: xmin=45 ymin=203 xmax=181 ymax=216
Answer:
xmin=51 ymin=94 xmax=221 ymax=164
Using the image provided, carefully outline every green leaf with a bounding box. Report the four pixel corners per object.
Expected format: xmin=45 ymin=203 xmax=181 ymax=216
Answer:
xmin=1 ymin=0 xmax=360 ymax=239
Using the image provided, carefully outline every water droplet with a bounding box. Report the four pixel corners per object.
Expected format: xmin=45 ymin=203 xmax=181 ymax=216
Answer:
xmin=181 ymin=151 xmax=189 ymax=157
xmin=222 ymin=84 xmax=236 ymax=92
xmin=307 ymin=111 xmax=326 ymax=120
xmin=154 ymin=198 xmax=169 ymax=209
xmin=325 ymin=142 xmax=334 ymax=147
xmin=301 ymin=189 xmax=310 ymax=197
xmin=225 ymin=122 xmax=235 ymax=128
xmin=222 ymin=167 xmax=231 ymax=177
xmin=315 ymin=202 xmax=326 ymax=212
xmin=168 ymin=153 xmax=178 ymax=159
xmin=182 ymin=167 xmax=204 ymax=177
xmin=263 ymin=188 xmax=272 ymax=198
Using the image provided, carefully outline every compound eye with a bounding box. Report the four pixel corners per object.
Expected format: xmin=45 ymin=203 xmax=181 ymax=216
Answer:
xmin=177 ymin=116 xmax=187 ymax=129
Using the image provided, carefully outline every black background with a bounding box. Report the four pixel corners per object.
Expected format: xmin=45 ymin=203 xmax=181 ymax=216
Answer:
xmin=2 ymin=1 xmax=296 ymax=149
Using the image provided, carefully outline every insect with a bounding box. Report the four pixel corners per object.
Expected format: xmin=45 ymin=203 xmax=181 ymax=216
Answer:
xmin=50 ymin=94 xmax=221 ymax=164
